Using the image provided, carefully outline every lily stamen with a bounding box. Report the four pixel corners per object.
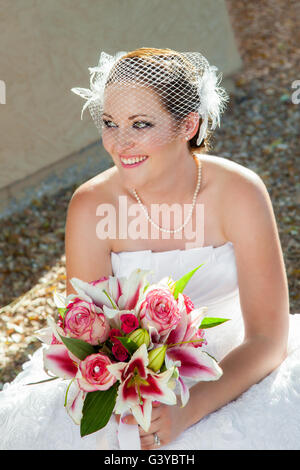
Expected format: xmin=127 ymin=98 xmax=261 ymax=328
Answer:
xmin=167 ymin=338 xmax=205 ymax=348
xmin=103 ymin=289 xmax=118 ymax=309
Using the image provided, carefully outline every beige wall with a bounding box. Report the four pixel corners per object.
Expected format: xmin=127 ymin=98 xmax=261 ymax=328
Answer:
xmin=0 ymin=0 xmax=242 ymax=214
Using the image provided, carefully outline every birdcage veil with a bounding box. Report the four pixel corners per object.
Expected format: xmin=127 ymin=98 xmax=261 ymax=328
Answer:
xmin=71 ymin=48 xmax=229 ymax=147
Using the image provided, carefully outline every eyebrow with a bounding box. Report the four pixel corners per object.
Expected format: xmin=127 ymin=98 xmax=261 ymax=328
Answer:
xmin=102 ymin=113 xmax=154 ymax=120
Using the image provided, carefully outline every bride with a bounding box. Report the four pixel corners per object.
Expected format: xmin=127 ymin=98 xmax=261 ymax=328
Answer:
xmin=1 ymin=47 xmax=300 ymax=450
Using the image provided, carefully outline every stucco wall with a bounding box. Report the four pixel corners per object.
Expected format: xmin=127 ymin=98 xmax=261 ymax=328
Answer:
xmin=0 ymin=0 xmax=242 ymax=215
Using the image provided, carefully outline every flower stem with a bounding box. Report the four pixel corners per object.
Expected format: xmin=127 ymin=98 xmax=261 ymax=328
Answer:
xmin=64 ymin=377 xmax=75 ymax=407
xmin=25 ymin=376 xmax=59 ymax=386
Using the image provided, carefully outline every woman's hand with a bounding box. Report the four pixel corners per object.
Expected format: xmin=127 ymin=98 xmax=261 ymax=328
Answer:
xmin=115 ymin=400 xmax=191 ymax=450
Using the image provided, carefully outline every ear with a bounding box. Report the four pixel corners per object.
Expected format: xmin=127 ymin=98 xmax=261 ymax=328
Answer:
xmin=181 ymin=112 xmax=200 ymax=141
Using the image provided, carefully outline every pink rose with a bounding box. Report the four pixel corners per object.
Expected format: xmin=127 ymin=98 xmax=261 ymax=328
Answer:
xmin=139 ymin=288 xmax=181 ymax=337
xmin=120 ymin=313 xmax=139 ymax=334
xmin=64 ymin=298 xmax=110 ymax=345
xmin=112 ymin=342 xmax=129 ymax=361
xmin=77 ymin=353 xmax=117 ymax=392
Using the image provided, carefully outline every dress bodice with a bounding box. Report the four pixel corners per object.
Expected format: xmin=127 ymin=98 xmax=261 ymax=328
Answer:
xmin=111 ymin=241 xmax=244 ymax=361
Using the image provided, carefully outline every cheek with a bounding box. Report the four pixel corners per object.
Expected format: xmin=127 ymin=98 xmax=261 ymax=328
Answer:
xmin=146 ymin=125 xmax=178 ymax=148
xmin=102 ymin=126 xmax=175 ymax=155
xmin=102 ymin=131 xmax=114 ymax=150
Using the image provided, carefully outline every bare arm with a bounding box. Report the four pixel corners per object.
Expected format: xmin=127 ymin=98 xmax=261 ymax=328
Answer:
xmin=65 ymin=185 xmax=113 ymax=296
xmin=184 ymin=168 xmax=289 ymax=427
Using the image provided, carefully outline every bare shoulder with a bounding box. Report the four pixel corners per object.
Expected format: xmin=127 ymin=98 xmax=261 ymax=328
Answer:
xmin=197 ymin=154 xmax=265 ymax=236
xmin=205 ymin=154 xmax=282 ymax=246
xmin=72 ymin=165 xmax=117 ymax=203
xmin=202 ymin=153 xmax=265 ymax=197
xmin=200 ymin=153 xmax=261 ymax=187
xmin=209 ymin=155 xmax=270 ymax=241
xmin=65 ymin=166 xmax=118 ymax=294
xmin=67 ymin=166 xmax=119 ymax=245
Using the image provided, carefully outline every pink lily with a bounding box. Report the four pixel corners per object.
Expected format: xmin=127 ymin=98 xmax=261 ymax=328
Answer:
xmin=43 ymin=344 xmax=78 ymax=379
xmin=163 ymin=301 xmax=222 ymax=406
xmin=166 ymin=296 xmax=208 ymax=345
xmin=166 ymin=346 xmax=222 ymax=381
xmin=107 ymin=344 xmax=177 ymax=431
xmin=43 ymin=340 xmax=87 ymax=425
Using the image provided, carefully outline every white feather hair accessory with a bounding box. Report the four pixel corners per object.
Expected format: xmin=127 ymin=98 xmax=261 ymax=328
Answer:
xmin=196 ymin=64 xmax=229 ymax=145
xmin=71 ymin=49 xmax=229 ymax=147
xmin=71 ymin=51 xmax=127 ymax=123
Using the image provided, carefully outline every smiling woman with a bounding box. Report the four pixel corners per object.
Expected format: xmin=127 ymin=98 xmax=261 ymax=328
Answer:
xmin=1 ymin=47 xmax=300 ymax=451
xmin=101 ymin=84 xmax=178 ymax=179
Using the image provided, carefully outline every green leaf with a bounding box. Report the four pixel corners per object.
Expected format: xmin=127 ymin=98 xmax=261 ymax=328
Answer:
xmin=59 ymin=334 xmax=96 ymax=361
xmin=80 ymin=383 xmax=119 ymax=437
xmin=199 ymin=317 xmax=230 ymax=329
xmin=173 ymin=264 xmax=205 ymax=300
xmin=116 ymin=336 xmax=139 ymax=355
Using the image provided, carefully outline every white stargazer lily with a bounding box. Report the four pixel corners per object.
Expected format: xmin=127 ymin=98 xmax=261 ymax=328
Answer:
xmin=53 ymin=287 xmax=78 ymax=309
xmin=70 ymin=269 xmax=151 ymax=317
xmin=70 ymin=277 xmax=110 ymax=307
xmin=107 ymin=344 xmax=177 ymax=432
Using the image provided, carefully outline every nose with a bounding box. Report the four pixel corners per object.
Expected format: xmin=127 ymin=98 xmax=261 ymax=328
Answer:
xmin=115 ymin=130 xmax=135 ymax=153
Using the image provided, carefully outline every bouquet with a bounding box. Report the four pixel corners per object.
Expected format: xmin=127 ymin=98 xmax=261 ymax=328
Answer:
xmin=34 ymin=264 xmax=229 ymax=438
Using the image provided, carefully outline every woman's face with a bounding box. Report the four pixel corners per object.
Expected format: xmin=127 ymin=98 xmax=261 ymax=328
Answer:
xmin=101 ymin=83 xmax=186 ymax=190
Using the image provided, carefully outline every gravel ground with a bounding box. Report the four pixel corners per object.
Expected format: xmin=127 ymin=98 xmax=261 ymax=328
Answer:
xmin=0 ymin=0 xmax=299 ymax=387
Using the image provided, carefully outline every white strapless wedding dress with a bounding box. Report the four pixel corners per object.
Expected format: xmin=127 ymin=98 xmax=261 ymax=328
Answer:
xmin=1 ymin=242 xmax=300 ymax=450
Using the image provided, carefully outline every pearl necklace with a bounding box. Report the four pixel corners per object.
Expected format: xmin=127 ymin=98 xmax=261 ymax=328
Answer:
xmin=132 ymin=154 xmax=202 ymax=233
